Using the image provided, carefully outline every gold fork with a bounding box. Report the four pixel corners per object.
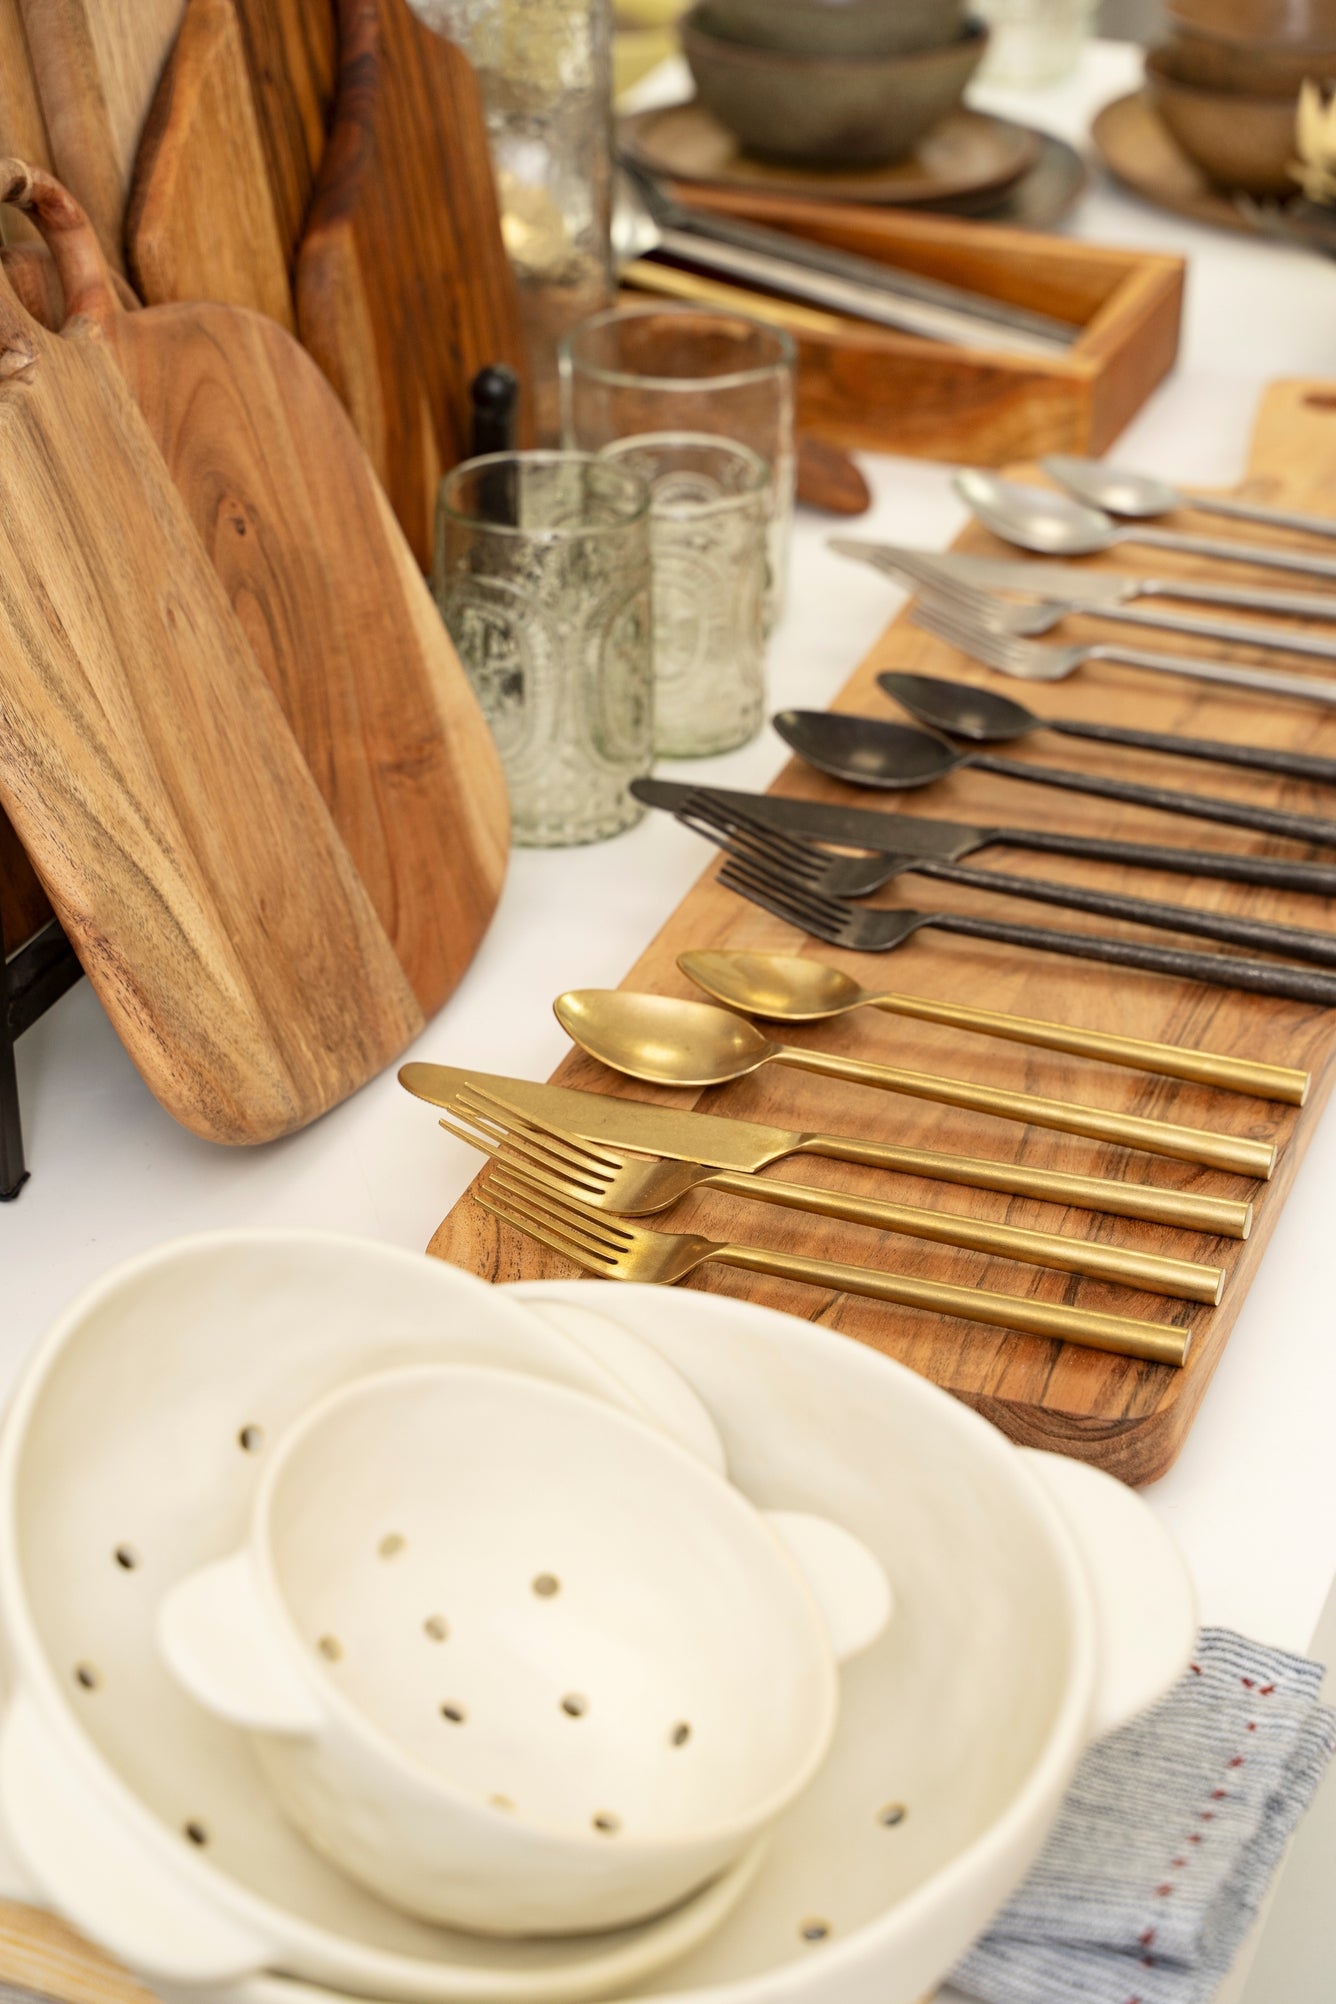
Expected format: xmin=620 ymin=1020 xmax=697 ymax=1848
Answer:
xmin=469 ymin=1162 xmax=1191 ymax=1369
xmin=440 ymin=1086 xmax=1222 ymax=1305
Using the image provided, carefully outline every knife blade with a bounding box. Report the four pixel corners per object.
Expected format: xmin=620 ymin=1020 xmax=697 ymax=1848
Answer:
xmin=631 ymin=778 xmax=1336 ymax=897
xmin=400 ymin=1064 xmax=1252 ymax=1239
xmin=828 ymin=538 xmax=1336 ymax=621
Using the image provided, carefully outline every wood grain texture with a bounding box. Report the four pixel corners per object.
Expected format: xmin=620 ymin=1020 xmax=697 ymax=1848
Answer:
xmin=429 ymin=378 xmax=1336 ymax=1485
xmin=12 ymin=163 xmax=508 ymax=1016
xmin=19 ymin=0 xmax=184 ymax=269
xmin=125 ymin=0 xmax=335 ymax=322
xmin=632 ymin=187 xmax=1185 ymax=465
xmin=0 ymin=162 xmax=423 ymax=1141
xmin=0 ymin=1900 xmax=160 ymax=2004
xmin=0 ymin=0 xmax=51 ymax=241
xmin=295 ymin=0 xmax=528 ymax=568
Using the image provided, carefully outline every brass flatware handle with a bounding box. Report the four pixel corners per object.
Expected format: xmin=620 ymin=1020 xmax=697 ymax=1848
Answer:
xmin=707 ymin=1170 xmax=1222 ymax=1304
xmin=805 ymin=1132 xmax=1252 ymax=1239
xmin=869 ymin=994 xmax=1308 ymax=1107
xmin=714 ymin=1243 xmax=1189 ymax=1367
xmin=780 ymin=1046 xmax=1276 ymax=1181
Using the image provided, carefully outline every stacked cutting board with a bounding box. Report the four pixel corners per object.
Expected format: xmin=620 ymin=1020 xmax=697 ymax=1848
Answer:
xmin=0 ymin=0 xmax=527 ymax=1149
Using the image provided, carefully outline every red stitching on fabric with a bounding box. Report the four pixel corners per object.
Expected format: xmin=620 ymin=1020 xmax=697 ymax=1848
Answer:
xmin=1188 ymin=1833 xmax=1202 ymax=1844
xmin=1140 ymin=1929 xmax=1157 ymax=1948
xmin=1173 ymin=1857 xmax=1188 ymax=1868
xmin=1201 ymin=1810 xmax=1216 ymax=1821
xmin=1211 ymin=1788 xmax=1229 ymax=1799
xmin=1190 ymin=1662 xmax=1202 ymax=1674
xmin=1156 ymin=1883 xmax=1175 ymax=1897
xmin=1260 ymin=1683 xmax=1276 ymax=1696
xmin=1241 ymin=1677 xmax=1255 ymax=1689
xmin=1228 ymin=1755 xmax=1246 ymax=1768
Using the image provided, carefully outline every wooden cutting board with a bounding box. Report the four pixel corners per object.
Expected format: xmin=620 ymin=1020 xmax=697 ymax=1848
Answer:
xmin=429 ymin=378 xmax=1336 ymax=1485
xmin=295 ymin=0 xmax=528 ymax=568
xmin=125 ymin=0 xmax=336 ymax=324
xmin=0 ymin=0 xmax=52 ymax=242
xmin=0 ymin=157 xmax=425 ymax=1141
xmin=8 ymin=162 xmax=508 ymax=1016
xmin=18 ymin=0 xmax=184 ymax=270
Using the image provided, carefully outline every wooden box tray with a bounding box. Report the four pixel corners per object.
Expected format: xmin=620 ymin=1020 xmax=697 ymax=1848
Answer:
xmin=428 ymin=380 xmax=1336 ymax=1486
xmin=629 ymin=185 xmax=1185 ymax=466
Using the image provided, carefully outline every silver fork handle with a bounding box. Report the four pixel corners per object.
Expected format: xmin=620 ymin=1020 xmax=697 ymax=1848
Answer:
xmin=1136 ymin=524 xmax=1336 ymax=581
xmin=1192 ymin=493 xmax=1336 ymax=541
xmin=1094 ymin=600 xmax=1336 ymax=661
xmin=1087 ymin=640 xmax=1336 ymax=705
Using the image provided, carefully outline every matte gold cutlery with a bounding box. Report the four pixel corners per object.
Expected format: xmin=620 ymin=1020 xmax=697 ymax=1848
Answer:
xmin=552 ymin=992 xmax=1277 ymax=1180
xmin=438 ymin=1085 xmax=1224 ymax=1302
xmin=472 ymin=1159 xmax=1191 ymax=1368
xmin=677 ymin=950 xmax=1310 ymax=1105
xmin=399 ymin=1065 xmax=1254 ymax=1237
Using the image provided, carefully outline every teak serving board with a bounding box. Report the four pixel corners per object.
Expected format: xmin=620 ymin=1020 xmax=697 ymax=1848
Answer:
xmin=628 ymin=186 xmax=1184 ymax=466
xmin=429 ymin=379 xmax=1336 ymax=1486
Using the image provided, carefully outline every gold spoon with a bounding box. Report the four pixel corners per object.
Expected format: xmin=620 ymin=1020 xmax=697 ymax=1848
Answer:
xmin=677 ymin=950 xmax=1310 ymax=1107
xmin=553 ymin=990 xmax=1276 ymax=1180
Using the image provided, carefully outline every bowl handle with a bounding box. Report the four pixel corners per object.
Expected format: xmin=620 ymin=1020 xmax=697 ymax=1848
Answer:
xmin=0 ymin=1692 xmax=273 ymax=1983
xmin=156 ymin=1551 xmax=323 ymax=1735
xmin=1020 ymin=1450 xmax=1198 ymax=1740
xmin=763 ymin=1510 xmax=893 ymax=1663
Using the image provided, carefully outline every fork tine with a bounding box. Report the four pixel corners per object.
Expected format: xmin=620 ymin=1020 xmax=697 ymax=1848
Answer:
xmin=476 ymin=1182 xmax=617 ymax=1274
xmin=456 ymin=1085 xmax=622 ymax=1185
xmin=718 ymin=857 xmax=847 ymax=945
xmin=911 ymin=598 xmax=1013 ymax=671
xmin=489 ymin=1166 xmax=636 ymax=1255
xmin=718 ymin=842 xmax=853 ymax=925
xmin=677 ymin=794 xmax=830 ymax=882
xmin=441 ymin=1111 xmax=617 ymax=1204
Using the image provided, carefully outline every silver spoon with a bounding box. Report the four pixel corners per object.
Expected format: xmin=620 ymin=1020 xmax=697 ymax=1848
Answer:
xmin=956 ymin=471 xmax=1336 ymax=583
xmin=1045 ymin=454 xmax=1336 ymax=544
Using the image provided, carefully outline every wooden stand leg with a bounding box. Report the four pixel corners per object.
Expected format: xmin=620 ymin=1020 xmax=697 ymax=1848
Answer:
xmin=0 ymin=901 xmax=27 ymax=1200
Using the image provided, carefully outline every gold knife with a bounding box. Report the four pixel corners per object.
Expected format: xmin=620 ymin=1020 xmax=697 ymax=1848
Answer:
xmin=400 ymin=1064 xmax=1252 ymax=1240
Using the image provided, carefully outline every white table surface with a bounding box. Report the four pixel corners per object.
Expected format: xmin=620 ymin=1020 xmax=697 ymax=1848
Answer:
xmin=4 ymin=42 xmax=1336 ymax=1959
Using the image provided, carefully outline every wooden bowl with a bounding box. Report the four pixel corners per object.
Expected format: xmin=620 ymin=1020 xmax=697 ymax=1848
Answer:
xmin=1167 ymin=0 xmax=1336 ymax=41
xmin=681 ymin=12 xmax=990 ymax=166
xmin=704 ymin=0 xmax=969 ymax=59
xmin=1145 ymin=45 xmax=1303 ymax=194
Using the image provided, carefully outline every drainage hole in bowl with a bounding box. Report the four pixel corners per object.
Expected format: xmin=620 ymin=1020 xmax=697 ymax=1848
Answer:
xmin=531 ymin=1572 xmax=560 ymax=1598
xmin=670 ymin=1721 xmax=692 ymax=1748
xmin=799 ymin=1919 xmax=831 ymax=1944
xmin=183 ymin=1820 xmax=209 ymax=1847
xmin=316 ymin=1635 xmax=343 ymax=1663
xmin=423 ymin=1614 xmax=449 ymax=1642
xmin=592 ymin=1812 xmax=621 ymax=1836
xmin=73 ymin=1663 xmax=100 ymax=1691
xmin=237 ymin=1424 xmax=264 ymax=1453
xmin=113 ymin=1544 xmax=140 ymax=1571
xmin=560 ymin=1693 xmax=588 ymax=1719
xmin=378 ymin=1533 xmax=406 ymax=1560
xmin=877 ymin=1802 xmax=907 ymax=1828
xmin=440 ymin=1701 xmax=468 ymax=1725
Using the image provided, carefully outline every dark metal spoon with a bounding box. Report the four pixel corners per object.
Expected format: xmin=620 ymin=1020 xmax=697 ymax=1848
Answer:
xmin=773 ymin=707 xmax=1336 ymax=850
xmin=878 ymin=671 xmax=1336 ymax=788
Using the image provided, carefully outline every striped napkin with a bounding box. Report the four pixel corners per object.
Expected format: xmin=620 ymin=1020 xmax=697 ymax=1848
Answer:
xmin=951 ymin=1628 xmax=1336 ymax=2004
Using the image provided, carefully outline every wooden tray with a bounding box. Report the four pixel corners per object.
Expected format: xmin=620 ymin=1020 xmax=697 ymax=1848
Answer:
xmin=627 ymin=186 xmax=1184 ymax=465
xmin=429 ymin=379 xmax=1336 ymax=1486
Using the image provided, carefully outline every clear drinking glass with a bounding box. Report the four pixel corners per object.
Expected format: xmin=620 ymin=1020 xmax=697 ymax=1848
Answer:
xmin=974 ymin=0 xmax=1098 ymax=86
xmin=560 ymin=305 xmax=796 ymax=621
xmin=433 ymin=452 xmax=652 ymax=846
xmin=599 ymin=433 xmax=769 ymax=758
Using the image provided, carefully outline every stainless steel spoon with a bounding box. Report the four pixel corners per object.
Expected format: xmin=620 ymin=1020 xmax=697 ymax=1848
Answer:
xmin=773 ymin=706 xmax=1336 ymax=849
xmin=878 ymin=670 xmax=1336 ymax=788
xmin=956 ymin=470 xmax=1336 ymax=583
xmin=1045 ymin=454 xmax=1336 ymax=544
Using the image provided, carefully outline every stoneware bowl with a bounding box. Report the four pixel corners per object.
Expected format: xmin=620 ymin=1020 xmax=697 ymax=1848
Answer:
xmin=1145 ymin=44 xmax=1305 ymax=193
xmin=681 ymin=10 xmax=990 ymax=166
xmin=158 ymin=1361 xmax=889 ymax=1937
xmin=1162 ymin=22 xmax=1336 ymax=91
xmin=703 ymin=0 xmax=970 ymax=59
xmin=0 ymin=1236 xmax=1196 ymax=2004
xmin=1168 ymin=0 xmax=1336 ymax=41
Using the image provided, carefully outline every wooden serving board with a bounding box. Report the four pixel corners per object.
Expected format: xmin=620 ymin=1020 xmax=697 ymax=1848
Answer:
xmin=429 ymin=379 xmax=1336 ymax=1485
xmin=626 ymin=186 xmax=1185 ymax=467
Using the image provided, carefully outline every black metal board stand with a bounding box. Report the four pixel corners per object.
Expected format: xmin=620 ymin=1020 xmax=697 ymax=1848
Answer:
xmin=2 ymin=909 xmax=82 ymax=1199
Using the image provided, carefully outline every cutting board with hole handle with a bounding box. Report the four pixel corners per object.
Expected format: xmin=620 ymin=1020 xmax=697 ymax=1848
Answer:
xmin=125 ymin=0 xmax=336 ymax=326
xmin=295 ymin=0 xmax=529 ymax=568
xmin=0 ymin=155 xmax=426 ymax=1141
xmin=6 ymin=161 xmax=509 ymax=1017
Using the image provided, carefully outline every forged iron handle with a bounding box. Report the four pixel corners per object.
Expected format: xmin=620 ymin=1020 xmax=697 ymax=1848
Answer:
xmin=997 ymin=825 xmax=1336 ymax=895
xmin=1052 ymin=717 xmax=1336 ymax=786
xmin=977 ymin=753 xmax=1336 ymax=848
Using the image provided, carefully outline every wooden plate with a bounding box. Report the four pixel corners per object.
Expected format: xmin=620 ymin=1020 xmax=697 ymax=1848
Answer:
xmin=915 ymin=130 xmax=1089 ymax=227
xmin=620 ymin=98 xmax=1042 ymax=208
xmin=1092 ymin=88 xmax=1258 ymax=235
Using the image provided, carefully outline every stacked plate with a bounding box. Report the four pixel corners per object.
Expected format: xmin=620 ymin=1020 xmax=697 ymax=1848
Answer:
xmin=0 ymin=1232 xmax=1196 ymax=2004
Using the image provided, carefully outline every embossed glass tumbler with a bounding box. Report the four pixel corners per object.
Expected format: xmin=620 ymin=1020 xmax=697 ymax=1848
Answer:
xmin=599 ymin=433 xmax=769 ymax=757
xmin=560 ymin=305 xmax=796 ymax=621
xmin=433 ymin=452 xmax=653 ymax=846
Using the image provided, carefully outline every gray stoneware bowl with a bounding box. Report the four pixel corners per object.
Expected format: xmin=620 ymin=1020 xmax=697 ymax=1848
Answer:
xmin=681 ymin=11 xmax=990 ymax=166
xmin=704 ymin=0 xmax=969 ymax=59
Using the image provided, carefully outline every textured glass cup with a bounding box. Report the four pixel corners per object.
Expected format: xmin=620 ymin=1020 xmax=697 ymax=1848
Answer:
xmin=560 ymin=305 xmax=796 ymax=619
xmin=600 ymin=433 xmax=769 ymax=758
xmin=433 ymin=453 xmax=652 ymax=847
